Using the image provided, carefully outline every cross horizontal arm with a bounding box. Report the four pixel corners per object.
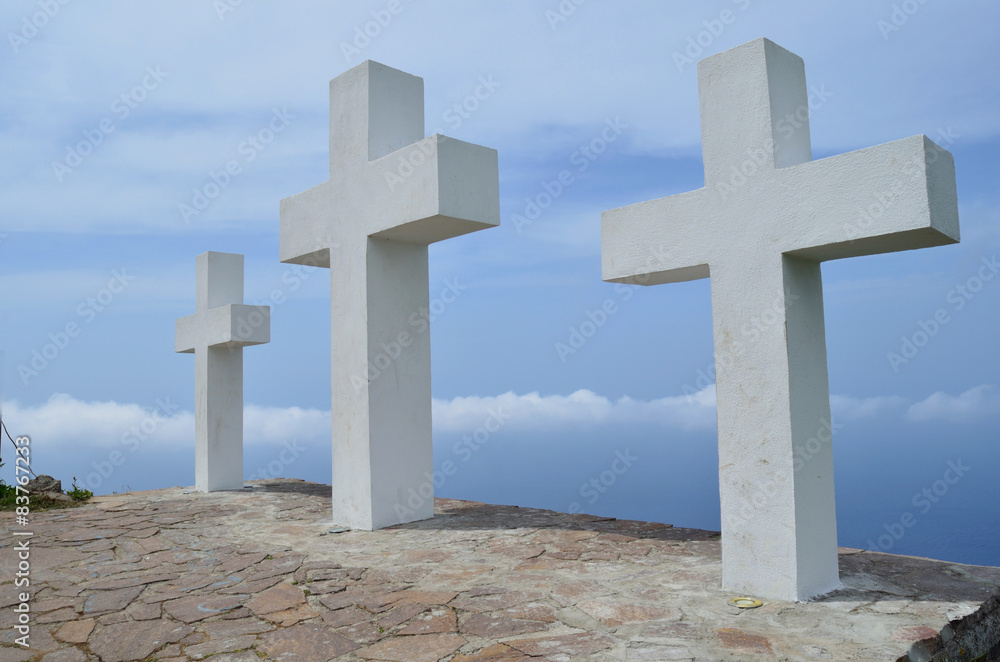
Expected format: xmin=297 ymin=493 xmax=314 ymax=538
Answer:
xmin=175 ymin=304 xmax=270 ymax=353
xmin=602 ymin=187 xmax=712 ymax=285
xmin=782 ymin=135 xmax=959 ymax=261
xmin=367 ymin=134 xmax=500 ymax=244
xmin=280 ymin=134 xmax=499 ymax=267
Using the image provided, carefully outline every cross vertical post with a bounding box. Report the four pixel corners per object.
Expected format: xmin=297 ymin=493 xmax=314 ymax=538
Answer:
xmin=602 ymin=38 xmax=959 ymax=601
xmin=280 ymin=61 xmax=500 ymax=530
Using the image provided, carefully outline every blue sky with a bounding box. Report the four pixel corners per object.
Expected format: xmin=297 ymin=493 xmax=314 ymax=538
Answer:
xmin=1 ymin=1 xmax=998 ymax=564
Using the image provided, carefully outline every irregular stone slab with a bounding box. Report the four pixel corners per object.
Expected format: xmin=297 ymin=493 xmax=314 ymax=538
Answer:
xmin=162 ymin=594 xmax=247 ymax=623
xmin=246 ymin=582 xmax=306 ymax=615
xmin=88 ymin=619 xmax=194 ymax=662
xmin=184 ymin=633 xmax=257 ymax=659
xmin=53 ymin=618 xmax=95 ymax=643
xmin=460 ymin=613 xmax=549 ymax=638
xmin=323 ymin=607 xmax=369 ymax=629
xmin=378 ymin=602 xmax=430 ymax=629
xmin=86 ymin=572 xmax=179 ymax=590
xmin=452 ymin=644 xmax=529 ymax=661
xmin=507 ymin=632 xmax=616 ymax=657
xmin=36 ymin=607 xmax=80 ymax=624
xmin=82 ymin=586 xmax=144 ymax=614
xmin=0 ymin=647 xmax=35 ymax=662
xmin=451 ymin=591 xmax=542 ymax=613
xmin=39 ymin=649 xmax=87 ymax=662
xmin=357 ymin=633 xmax=467 ymax=662
xmin=576 ymin=598 xmax=680 ymax=627
xmin=263 ymin=604 xmax=321 ymax=627
xmin=257 ymin=623 xmax=359 ymax=661
xmin=714 ymin=628 xmax=773 ymax=654
xmin=397 ymin=607 xmax=458 ymax=635
xmin=193 ymin=653 xmax=259 ymax=662
xmin=203 ymin=617 xmax=274 ymax=638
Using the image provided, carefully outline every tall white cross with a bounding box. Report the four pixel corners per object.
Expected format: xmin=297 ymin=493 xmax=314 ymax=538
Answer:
xmin=176 ymin=251 xmax=270 ymax=492
xmin=279 ymin=61 xmax=500 ymax=530
xmin=602 ymin=38 xmax=959 ymax=601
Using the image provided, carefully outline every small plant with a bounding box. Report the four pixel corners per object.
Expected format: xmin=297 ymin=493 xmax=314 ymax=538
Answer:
xmin=67 ymin=478 xmax=93 ymax=502
xmin=264 ymin=555 xmax=274 ymax=560
xmin=0 ymin=462 xmax=17 ymax=510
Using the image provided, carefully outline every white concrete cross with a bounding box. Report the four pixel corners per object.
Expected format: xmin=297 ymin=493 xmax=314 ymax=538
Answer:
xmin=279 ymin=61 xmax=500 ymax=531
xmin=176 ymin=251 xmax=270 ymax=492
xmin=602 ymin=38 xmax=959 ymax=601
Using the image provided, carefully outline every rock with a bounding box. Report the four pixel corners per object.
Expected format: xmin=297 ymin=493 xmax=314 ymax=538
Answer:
xmin=26 ymin=475 xmax=61 ymax=493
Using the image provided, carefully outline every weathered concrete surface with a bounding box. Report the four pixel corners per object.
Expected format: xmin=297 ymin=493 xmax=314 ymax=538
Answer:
xmin=2 ymin=479 xmax=998 ymax=661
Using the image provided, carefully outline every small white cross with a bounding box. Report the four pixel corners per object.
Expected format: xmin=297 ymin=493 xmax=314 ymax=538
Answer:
xmin=176 ymin=251 xmax=270 ymax=492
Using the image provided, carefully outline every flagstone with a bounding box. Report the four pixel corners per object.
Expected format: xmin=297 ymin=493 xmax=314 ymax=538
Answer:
xmin=246 ymin=582 xmax=306 ymax=615
xmin=82 ymin=586 xmax=144 ymax=614
xmin=257 ymin=623 xmax=359 ymax=661
xmin=162 ymin=594 xmax=248 ymax=623
xmin=507 ymin=632 xmax=616 ymax=657
xmin=52 ymin=618 xmax=95 ymax=643
xmin=451 ymin=644 xmax=530 ymax=662
xmin=460 ymin=613 xmax=549 ymax=638
xmin=396 ymin=607 xmax=459 ymax=635
xmin=88 ymin=619 xmax=194 ymax=662
xmin=356 ymin=633 xmax=467 ymax=662
xmin=183 ymin=633 xmax=258 ymax=659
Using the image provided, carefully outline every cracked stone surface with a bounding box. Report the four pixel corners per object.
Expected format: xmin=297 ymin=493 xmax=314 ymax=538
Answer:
xmin=1 ymin=478 xmax=998 ymax=661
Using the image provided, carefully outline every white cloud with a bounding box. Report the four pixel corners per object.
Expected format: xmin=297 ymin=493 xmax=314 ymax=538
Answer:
xmin=830 ymin=394 xmax=907 ymax=421
xmin=2 ymin=394 xmax=328 ymax=452
xmin=431 ymin=385 xmax=718 ymax=433
xmin=905 ymin=385 xmax=1000 ymax=423
xmin=5 ymin=385 xmax=991 ymax=458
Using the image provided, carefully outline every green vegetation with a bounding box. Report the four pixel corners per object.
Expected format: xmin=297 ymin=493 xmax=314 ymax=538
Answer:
xmin=67 ymin=477 xmax=93 ymax=501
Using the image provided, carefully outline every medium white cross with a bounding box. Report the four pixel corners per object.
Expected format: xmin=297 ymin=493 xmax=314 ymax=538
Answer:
xmin=602 ymin=38 xmax=959 ymax=601
xmin=176 ymin=251 xmax=270 ymax=492
xmin=279 ymin=61 xmax=500 ymax=530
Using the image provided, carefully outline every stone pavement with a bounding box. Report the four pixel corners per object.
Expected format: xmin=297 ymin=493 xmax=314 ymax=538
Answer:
xmin=1 ymin=479 xmax=998 ymax=661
